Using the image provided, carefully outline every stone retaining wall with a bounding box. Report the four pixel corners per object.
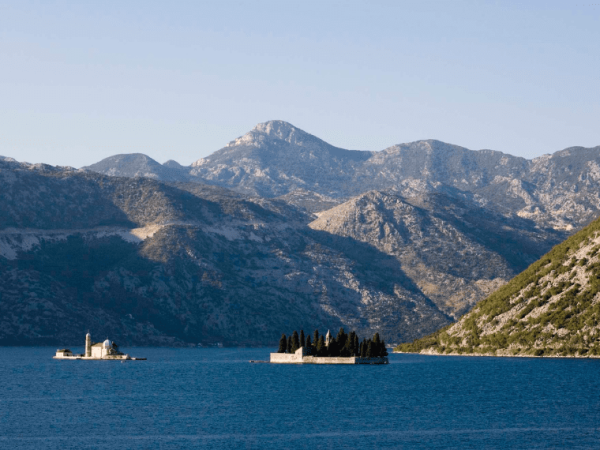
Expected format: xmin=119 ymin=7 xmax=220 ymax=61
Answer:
xmin=269 ymin=352 xmax=304 ymax=363
xmin=269 ymin=348 xmax=388 ymax=364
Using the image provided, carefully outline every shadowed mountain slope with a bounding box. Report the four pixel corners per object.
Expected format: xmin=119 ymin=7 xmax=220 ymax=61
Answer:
xmin=0 ymin=160 xmax=450 ymax=346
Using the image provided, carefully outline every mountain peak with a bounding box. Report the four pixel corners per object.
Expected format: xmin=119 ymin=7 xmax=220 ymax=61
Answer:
xmin=225 ymin=120 xmax=321 ymax=149
xmin=252 ymin=120 xmax=303 ymax=139
xmin=83 ymin=153 xmax=188 ymax=181
xmin=162 ymin=159 xmax=185 ymax=169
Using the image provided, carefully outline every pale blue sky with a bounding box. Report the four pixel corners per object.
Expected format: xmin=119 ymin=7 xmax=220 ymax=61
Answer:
xmin=1 ymin=0 xmax=598 ymax=167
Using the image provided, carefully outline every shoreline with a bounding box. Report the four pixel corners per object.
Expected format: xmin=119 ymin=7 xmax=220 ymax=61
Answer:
xmin=393 ymin=351 xmax=600 ymax=359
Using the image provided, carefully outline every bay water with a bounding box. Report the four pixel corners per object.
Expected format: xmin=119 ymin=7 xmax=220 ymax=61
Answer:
xmin=1 ymin=347 xmax=599 ymax=449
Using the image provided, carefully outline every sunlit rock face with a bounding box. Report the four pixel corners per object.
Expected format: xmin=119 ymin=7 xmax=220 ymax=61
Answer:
xmin=309 ymin=190 xmax=564 ymax=319
xmin=86 ymin=121 xmax=600 ymax=231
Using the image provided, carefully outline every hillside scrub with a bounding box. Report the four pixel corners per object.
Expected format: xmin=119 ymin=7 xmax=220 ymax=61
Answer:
xmin=396 ymin=215 xmax=600 ymax=357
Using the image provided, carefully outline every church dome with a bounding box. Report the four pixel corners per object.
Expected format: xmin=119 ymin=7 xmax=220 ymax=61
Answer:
xmin=103 ymin=339 xmax=112 ymax=348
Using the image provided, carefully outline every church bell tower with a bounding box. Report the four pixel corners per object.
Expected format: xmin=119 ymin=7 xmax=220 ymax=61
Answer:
xmin=325 ymin=330 xmax=332 ymax=348
xmin=85 ymin=332 xmax=92 ymax=357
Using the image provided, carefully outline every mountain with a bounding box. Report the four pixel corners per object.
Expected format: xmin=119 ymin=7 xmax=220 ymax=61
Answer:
xmin=0 ymin=159 xmax=451 ymax=346
xmin=396 ymin=214 xmax=600 ymax=357
xmin=191 ymin=125 xmax=600 ymax=230
xmin=84 ymin=121 xmax=600 ymax=231
xmin=190 ymin=120 xmax=373 ymax=198
xmin=83 ymin=153 xmax=192 ymax=182
xmin=6 ymin=122 xmax=600 ymax=347
xmin=309 ymin=191 xmax=565 ymax=318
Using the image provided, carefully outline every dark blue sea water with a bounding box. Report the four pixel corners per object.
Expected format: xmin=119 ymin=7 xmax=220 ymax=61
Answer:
xmin=1 ymin=348 xmax=600 ymax=449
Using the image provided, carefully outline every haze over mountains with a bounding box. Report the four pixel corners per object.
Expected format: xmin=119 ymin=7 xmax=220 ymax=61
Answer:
xmin=2 ymin=120 xmax=599 ymax=346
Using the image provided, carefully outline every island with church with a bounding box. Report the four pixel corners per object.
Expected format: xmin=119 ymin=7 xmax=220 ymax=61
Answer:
xmin=269 ymin=328 xmax=388 ymax=364
xmin=53 ymin=333 xmax=146 ymax=360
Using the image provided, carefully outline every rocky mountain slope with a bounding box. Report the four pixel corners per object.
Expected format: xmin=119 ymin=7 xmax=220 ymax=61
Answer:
xmin=84 ymin=153 xmax=192 ymax=182
xmin=85 ymin=121 xmax=600 ymax=231
xmin=6 ymin=121 xmax=600 ymax=347
xmin=309 ymin=191 xmax=564 ymax=318
xmin=0 ymin=159 xmax=452 ymax=346
xmin=396 ymin=215 xmax=600 ymax=357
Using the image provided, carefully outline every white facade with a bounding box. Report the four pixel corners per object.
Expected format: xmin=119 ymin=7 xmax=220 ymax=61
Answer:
xmin=54 ymin=334 xmax=140 ymax=360
xmin=91 ymin=339 xmax=114 ymax=358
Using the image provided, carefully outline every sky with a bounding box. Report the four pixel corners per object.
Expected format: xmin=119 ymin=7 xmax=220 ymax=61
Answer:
xmin=0 ymin=0 xmax=599 ymax=167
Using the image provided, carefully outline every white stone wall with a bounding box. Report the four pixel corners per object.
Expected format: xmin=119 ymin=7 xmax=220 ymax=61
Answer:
xmin=270 ymin=347 xmax=304 ymax=363
xmin=91 ymin=347 xmax=104 ymax=358
xmin=270 ymin=347 xmax=388 ymax=365
xmin=302 ymin=356 xmax=357 ymax=364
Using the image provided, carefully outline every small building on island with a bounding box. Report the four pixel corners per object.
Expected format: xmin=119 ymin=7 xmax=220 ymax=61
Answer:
xmin=53 ymin=333 xmax=146 ymax=361
xmin=270 ymin=329 xmax=388 ymax=365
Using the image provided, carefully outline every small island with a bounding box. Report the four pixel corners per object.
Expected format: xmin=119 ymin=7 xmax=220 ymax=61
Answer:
xmin=53 ymin=333 xmax=146 ymax=360
xmin=270 ymin=328 xmax=388 ymax=364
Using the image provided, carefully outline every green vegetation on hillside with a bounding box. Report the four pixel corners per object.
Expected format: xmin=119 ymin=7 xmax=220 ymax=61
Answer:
xmin=278 ymin=328 xmax=388 ymax=358
xmin=396 ymin=215 xmax=600 ymax=357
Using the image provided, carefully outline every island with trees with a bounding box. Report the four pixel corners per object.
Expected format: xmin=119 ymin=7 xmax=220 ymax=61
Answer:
xmin=270 ymin=328 xmax=388 ymax=364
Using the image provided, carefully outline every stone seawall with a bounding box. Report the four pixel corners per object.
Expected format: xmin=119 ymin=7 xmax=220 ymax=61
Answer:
xmin=269 ymin=352 xmax=304 ymax=363
xmin=269 ymin=348 xmax=388 ymax=365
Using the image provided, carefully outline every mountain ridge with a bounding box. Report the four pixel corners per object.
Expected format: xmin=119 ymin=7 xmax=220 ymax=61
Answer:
xmin=80 ymin=121 xmax=600 ymax=231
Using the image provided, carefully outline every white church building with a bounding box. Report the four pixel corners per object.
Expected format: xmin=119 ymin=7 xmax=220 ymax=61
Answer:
xmin=54 ymin=333 xmax=145 ymax=360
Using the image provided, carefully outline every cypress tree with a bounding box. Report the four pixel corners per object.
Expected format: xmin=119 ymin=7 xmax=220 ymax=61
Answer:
xmin=328 ymin=337 xmax=337 ymax=357
xmin=373 ymin=333 xmax=381 ymax=357
xmin=347 ymin=331 xmax=356 ymax=354
xmin=300 ymin=330 xmax=306 ymax=348
xmin=360 ymin=340 xmax=366 ymax=358
xmin=316 ymin=336 xmax=325 ymax=356
xmin=366 ymin=340 xmax=373 ymax=358
xmin=337 ymin=328 xmax=347 ymax=349
xmin=342 ymin=332 xmax=352 ymax=357
xmin=305 ymin=335 xmax=312 ymax=355
xmin=314 ymin=329 xmax=319 ymax=347
xmin=354 ymin=334 xmax=359 ymax=356
xmin=291 ymin=331 xmax=300 ymax=353
xmin=278 ymin=334 xmax=287 ymax=353
xmin=381 ymin=339 xmax=388 ymax=357
xmin=287 ymin=336 xmax=293 ymax=353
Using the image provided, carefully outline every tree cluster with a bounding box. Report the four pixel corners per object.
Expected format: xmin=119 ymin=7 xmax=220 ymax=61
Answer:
xmin=277 ymin=328 xmax=388 ymax=358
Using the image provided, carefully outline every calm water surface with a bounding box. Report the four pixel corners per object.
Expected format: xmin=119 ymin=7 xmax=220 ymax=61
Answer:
xmin=1 ymin=347 xmax=599 ymax=449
